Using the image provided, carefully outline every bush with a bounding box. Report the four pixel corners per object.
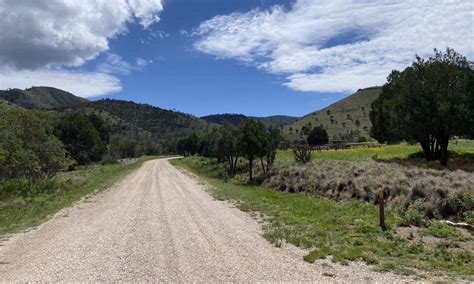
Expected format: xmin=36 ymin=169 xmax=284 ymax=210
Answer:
xmin=0 ymin=177 xmax=69 ymax=199
xmin=293 ymin=144 xmax=312 ymax=164
xmin=55 ymin=113 xmax=109 ymax=165
xmin=0 ymin=107 xmax=70 ymax=183
xmin=263 ymin=160 xmax=474 ymax=222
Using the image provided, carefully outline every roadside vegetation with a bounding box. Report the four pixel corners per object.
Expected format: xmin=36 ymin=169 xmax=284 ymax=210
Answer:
xmin=276 ymin=140 xmax=474 ymax=163
xmin=172 ymin=156 xmax=473 ymax=280
xmin=171 ymin=49 xmax=474 ymax=279
xmin=0 ymin=102 xmax=161 ymax=235
xmin=0 ymin=156 xmax=157 ymax=235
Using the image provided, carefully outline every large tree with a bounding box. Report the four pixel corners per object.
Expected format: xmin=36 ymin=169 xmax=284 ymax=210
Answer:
xmin=0 ymin=107 xmax=70 ymax=182
xmin=55 ymin=113 xmax=109 ymax=165
xmin=215 ymin=126 xmax=240 ymax=175
xmin=370 ymin=48 xmax=474 ymax=165
xmin=236 ymin=120 xmax=267 ymax=181
xmin=258 ymin=128 xmax=281 ymax=174
xmin=307 ymin=126 xmax=329 ymax=146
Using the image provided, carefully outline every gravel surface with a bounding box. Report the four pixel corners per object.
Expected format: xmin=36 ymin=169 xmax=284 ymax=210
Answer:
xmin=0 ymin=158 xmax=413 ymax=282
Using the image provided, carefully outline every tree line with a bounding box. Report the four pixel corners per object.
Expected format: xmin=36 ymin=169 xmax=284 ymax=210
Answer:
xmin=176 ymin=120 xmax=282 ymax=181
xmin=0 ymin=109 xmax=111 ymax=185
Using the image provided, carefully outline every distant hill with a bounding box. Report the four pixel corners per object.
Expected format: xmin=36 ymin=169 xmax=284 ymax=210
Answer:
xmin=201 ymin=113 xmax=298 ymax=128
xmin=282 ymin=87 xmax=382 ymax=143
xmin=0 ymin=87 xmax=88 ymax=109
xmin=83 ymin=99 xmax=213 ymax=144
xmin=250 ymin=115 xmax=299 ymax=128
xmin=201 ymin=114 xmax=248 ymax=126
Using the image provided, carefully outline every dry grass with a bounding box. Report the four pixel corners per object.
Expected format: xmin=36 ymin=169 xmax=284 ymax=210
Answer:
xmin=263 ymin=160 xmax=474 ymax=223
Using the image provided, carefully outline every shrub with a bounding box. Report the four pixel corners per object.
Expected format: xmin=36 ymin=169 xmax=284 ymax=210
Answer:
xmin=0 ymin=177 xmax=69 ymax=199
xmin=55 ymin=113 xmax=109 ymax=165
xmin=0 ymin=107 xmax=70 ymax=183
xmin=293 ymin=144 xmax=312 ymax=164
xmin=263 ymin=160 xmax=474 ymax=222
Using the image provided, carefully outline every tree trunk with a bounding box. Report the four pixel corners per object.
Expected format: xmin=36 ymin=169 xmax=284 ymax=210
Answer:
xmin=233 ymin=156 xmax=238 ymax=175
xmin=420 ymin=140 xmax=433 ymax=161
xmin=248 ymin=158 xmax=253 ymax=181
xmin=260 ymin=158 xmax=266 ymax=174
xmin=439 ymin=134 xmax=449 ymax=166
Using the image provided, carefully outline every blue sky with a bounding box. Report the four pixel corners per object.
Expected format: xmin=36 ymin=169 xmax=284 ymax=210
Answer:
xmin=1 ymin=0 xmax=472 ymax=117
xmin=89 ymin=0 xmax=344 ymax=117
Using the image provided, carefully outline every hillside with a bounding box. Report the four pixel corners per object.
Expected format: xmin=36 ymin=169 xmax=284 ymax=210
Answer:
xmin=201 ymin=113 xmax=298 ymax=128
xmin=201 ymin=114 xmax=247 ymax=126
xmin=84 ymin=99 xmax=213 ymax=143
xmin=251 ymin=115 xmax=299 ymax=128
xmin=0 ymin=87 xmax=88 ymax=109
xmin=282 ymin=87 xmax=382 ymax=143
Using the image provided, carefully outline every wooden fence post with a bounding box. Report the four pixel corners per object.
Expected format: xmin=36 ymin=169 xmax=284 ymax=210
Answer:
xmin=378 ymin=189 xmax=386 ymax=231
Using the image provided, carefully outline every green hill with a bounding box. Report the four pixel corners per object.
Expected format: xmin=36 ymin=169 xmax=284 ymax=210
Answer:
xmin=201 ymin=114 xmax=248 ymax=126
xmin=0 ymin=87 xmax=88 ymax=109
xmin=201 ymin=113 xmax=298 ymax=128
xmin=84 ymin=99 xmax=213 ymax=143
xmin=282 ymin=87 xmax=382 ymax=143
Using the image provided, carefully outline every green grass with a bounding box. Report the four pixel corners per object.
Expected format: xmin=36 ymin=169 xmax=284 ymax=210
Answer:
xmin=172 ymin=156 xmax=473 ymax=280
xmin=277 ymin=139 xmax=474 ymax=161
xmin=0 ymin=156 xmax=159 ymax=235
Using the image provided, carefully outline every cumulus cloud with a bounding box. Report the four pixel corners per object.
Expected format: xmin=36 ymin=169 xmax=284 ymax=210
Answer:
xmin=0 ymin=68 xmax=122 ymax=98
xmin=194 ymin=0 xmax=474 ymax=93
xmin=0 ymin=0 xmax=162 ymax=97
xmin=0 ymin=0 xmax=163 ymax=69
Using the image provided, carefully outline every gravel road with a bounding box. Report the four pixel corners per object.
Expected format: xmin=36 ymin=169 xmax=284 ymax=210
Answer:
xmin=0 ymin=158 xmax=410 ymax=282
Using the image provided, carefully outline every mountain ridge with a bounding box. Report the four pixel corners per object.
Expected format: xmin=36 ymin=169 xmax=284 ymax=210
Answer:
xmin=0 ymin=87 xmax=88 ymax=109
xmin=201 ymin=113 xmax=298 ymax=128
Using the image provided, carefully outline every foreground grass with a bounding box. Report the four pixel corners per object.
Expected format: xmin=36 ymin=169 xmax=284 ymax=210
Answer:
xmin=172 ymin=156 xmax=473 ymax=280
xmin=276 ymin=140 xmax=474 ymax=161
xmin=0 ymin=156 xmax=159 ymax=235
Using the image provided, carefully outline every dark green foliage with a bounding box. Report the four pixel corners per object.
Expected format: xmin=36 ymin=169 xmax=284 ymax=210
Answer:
xmin=197 ymin=126 xmax=241 ymax=174
xmin=55 ymin=113 xmax=109 ymax=165
xmin=293 ymin=144 xmax=312 ymax=164
xmin=307 ymin=126 xmax=329 ymax=146
xmin=176 ymin=134 xmax=199 ymax=156
xmin=370 ymin=48 xmax=474 ymax=166
xmin=85 ymin=99 xmax=211 ymax=150
xmin=0 ymin=106 xmax=70 ymax=183
xmin=108 ymin=133 xmax=160 ymax=159
xmin=258 ymin=128 xmax=281 ymax=174
xmin=201 ymin=113 xmax=248 ymax=126
xmin=236 ymin=120 xmax=269 ymax=180
xmin=0 ymin=87 xmax=87 ymax=109
xmin=184 ymin=121 xmax=281 ymax=180
xmin=201 ymin=113 xmax=298 ymax=128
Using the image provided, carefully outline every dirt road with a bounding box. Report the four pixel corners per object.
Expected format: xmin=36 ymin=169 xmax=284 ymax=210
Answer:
xmin=0 ymin=159 xmax=408 ymax=282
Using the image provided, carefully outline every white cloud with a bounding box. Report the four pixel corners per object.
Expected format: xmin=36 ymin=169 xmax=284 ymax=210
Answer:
xmin=194 ymin=0 xmax=474 ymax=93
xmin=0 ymin=0 xmax=162 ymax=97
xmin=97 ymin=53 xmax=134 ymax=75
xmin=0 ymin=0 xmax=163 ymax=69
xmin=0 ymin=68 xmax=122 ymax=98
xmin=97 ymin=53 xmax=149 ymax=75
xmin=127 ymin=0 xmax=163 ymax=28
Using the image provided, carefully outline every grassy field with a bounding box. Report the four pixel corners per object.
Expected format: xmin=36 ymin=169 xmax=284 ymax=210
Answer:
xmin=0 ymin=156 xmax=159 ymax=235
xmin=172 ymin=156 xmax=473 ymax=280
xmin=277 ymin=140 xmax=474 ymax=161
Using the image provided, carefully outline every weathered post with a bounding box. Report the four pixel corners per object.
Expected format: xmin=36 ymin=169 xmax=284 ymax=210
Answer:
xmin=378 ymin=189 xmax=386 ymax=231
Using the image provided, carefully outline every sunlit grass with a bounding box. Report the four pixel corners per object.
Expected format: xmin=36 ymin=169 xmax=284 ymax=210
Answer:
xmin=0 ymin=156 xmax=160 ymax=235
xmin=276 ymin=140 xmax=474 ymax=161
xmin=172 ymin=156 xmax=474 ymax=280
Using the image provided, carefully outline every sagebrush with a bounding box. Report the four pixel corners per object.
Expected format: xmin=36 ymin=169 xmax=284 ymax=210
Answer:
xmin=263 ymin=160 xmax=474 ymax=222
